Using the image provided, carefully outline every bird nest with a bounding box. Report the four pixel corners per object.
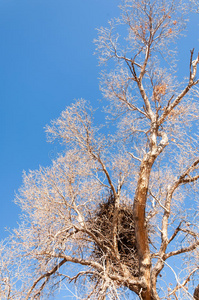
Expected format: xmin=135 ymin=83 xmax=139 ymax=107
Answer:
xmin=87 ymin=193 xmax=140 ymax=277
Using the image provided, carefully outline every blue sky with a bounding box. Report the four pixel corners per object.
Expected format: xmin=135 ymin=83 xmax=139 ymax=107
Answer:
xmin=0 ymin=0 xmax=198 ymax=299
xmin=0 ymin=0 xmax=120 ymax=238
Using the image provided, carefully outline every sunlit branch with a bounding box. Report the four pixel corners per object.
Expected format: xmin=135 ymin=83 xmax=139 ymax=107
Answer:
xmin=168 ymin=222 xmax=182 ymax=244
xmin=164 ymin=240 xmax=199 ymax=259
xmin=148 ymin=189 xmax=169 ymax=213
xmin=158 ymin=52 xmax=199 ymax=126
xmin=161 ymin=158 xmax=199 ymax=253
xmin=127 ymin=151 xmax=142 ymax=162
xmin=25 ymin=258 xmax=67 ymax=300
xmin=161 ymin=259 xmax=194 ymax=299
xmin=168 ymin=267 xmax=199 ymax=297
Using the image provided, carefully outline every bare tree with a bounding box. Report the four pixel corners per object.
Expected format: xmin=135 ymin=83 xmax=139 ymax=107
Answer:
xmin=0 ymin=0 xmax=199 ymax=299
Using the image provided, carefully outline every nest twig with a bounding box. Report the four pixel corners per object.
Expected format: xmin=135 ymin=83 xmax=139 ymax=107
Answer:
xmin=88 ymin=193 xmax=140 ymax=277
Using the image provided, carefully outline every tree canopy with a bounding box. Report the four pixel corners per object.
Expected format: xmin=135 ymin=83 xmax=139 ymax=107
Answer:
xmin=0 ymin=0 xmax=199 ymax=299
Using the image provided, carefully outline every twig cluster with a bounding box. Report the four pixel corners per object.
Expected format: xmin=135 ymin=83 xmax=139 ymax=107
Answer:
xmin=88 ymin=193 xmax=140 ymax=277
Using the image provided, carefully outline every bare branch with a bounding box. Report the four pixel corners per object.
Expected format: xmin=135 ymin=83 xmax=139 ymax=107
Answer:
xmin=164 ymin=240 xmax=199 ymax=260
xmin=168 ymin=268 xmax=199 ymax=297
xmin=25 ymin=258 xmax=67 ymax=300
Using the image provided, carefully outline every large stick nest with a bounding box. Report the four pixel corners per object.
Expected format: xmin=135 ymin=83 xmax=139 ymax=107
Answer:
xmin=88 ymin=193 xmax=142 ymax=277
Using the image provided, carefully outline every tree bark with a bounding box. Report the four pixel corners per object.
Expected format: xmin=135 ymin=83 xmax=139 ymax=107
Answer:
xmin=134 ymin=153 xmax=156 ymax=300
xmin=194 ymin=285 xmax=199 ymax=300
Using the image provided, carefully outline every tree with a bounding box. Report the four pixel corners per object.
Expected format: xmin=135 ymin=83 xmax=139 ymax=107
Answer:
xmin=0 ymin=0 xmax=199 ymax=299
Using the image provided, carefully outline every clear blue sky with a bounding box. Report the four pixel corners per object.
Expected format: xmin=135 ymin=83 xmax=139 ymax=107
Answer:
xmin=0 ymin=0 xmax=120 ymax=238
xmin=0 ymin=0 xmax=198 ymax=299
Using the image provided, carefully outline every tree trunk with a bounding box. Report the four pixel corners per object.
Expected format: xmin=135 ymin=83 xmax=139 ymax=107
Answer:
xmin=133 ymin=153 xmax=156 ymax=300
xmin=194 ymin=285 xmax=199 ymax=300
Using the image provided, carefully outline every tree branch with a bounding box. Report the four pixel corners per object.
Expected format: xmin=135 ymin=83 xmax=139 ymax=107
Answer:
xmin=168 ymin=267 xmax=199 ymax=297
xmin=25 ymin=258 xmax=67 ymax=300
xmin=158 ymin=52 xmax=199 ymax=126
xmin=164 ymin=240 xmax=199 ymax=259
